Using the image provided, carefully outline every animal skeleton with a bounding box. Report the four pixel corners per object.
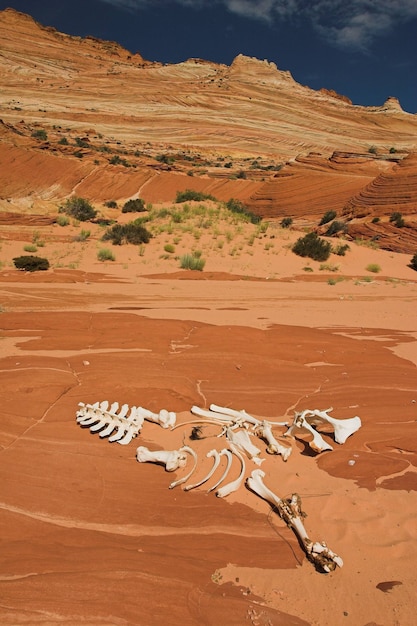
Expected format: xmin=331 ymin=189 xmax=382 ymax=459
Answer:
xmin=76 ymin=399 xmax=362 ymax=572
xmin=247 ymin=469 xmax=343 ymax=573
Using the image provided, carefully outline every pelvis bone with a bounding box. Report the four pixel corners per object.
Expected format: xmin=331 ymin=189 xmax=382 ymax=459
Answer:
xmin=285 ymin=408 xmax=361 ymax=453
xmin=247 ymin=469 xmax=343 ymax=573
xmin=136 ymin=445 xmax=188 ymax=472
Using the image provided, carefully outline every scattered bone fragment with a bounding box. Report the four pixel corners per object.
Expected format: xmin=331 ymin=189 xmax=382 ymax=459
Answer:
xmin=137 ymin=407 xmax=176 ymax=428
xmin=285 ymin=410 xmax=334 ymax=453
xmin=247 ymin=469 xmax=343 ymax=573
xmin=216 ymin=444 xmax=246 ymax=498
xmin=225 ymin=427 xmax=264 ymax=465
xmin=254 ymin=421 xmax=292 ymax=460
xmin=136 ymin=446 xmax=188 ymax=472
xmin=302 ymin=408 xmax=362 ymax=444
xmin=210 ymin=403 xmax=289 ymax=427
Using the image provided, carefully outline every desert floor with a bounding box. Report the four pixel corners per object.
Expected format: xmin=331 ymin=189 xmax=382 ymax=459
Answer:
xmin=0 ymin=224 xmax=416 ymax=626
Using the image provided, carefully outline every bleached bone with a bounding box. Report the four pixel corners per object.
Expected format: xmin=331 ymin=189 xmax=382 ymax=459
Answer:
xmin=225 ymin=427 xmax=264 ymax=466
xmin=77 ymin=402 xmax=145 ymax=444
xmin=137 ymin=407 xmax=176 ymax=429
xmin=208 ymin=449 xmax=233 ymax=493
xmin=216 ymin=444 xmax=246 ymax=498
xmin=169 ymin=446 xmax=198 ymax=489
xmin=210 ymin=404 xmax=289 ymax=427
xmin=247 ymin=469 xmax=343 ymax=573
xmin=190 ymin=405 xmax=234 ymax=423
xmin=184 ymin=449 xmax=221 ymax=491
xmin=254 ymin=420 xmax=292 ymax=460
xmin=285 ymin=411 xmax=333 ymax=453
xmin=303 ymin=408 xmax=362 ymax=444
xmin=136 ymin=445 xmax=188 ymax=472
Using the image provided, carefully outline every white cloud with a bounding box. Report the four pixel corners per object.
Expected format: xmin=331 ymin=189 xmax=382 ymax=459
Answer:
xmin=98 ymin=0 xmax=417 ymax=50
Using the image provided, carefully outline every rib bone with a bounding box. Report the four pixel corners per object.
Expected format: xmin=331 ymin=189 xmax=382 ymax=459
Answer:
xmin=184 ymin=449 xmax=221 ymax=491
xmin=247 ymin=469 xmax=343 ymax=572
xmin=169 ymin=446 xmax=198 ymax=489
xmin=208 ymin=449 xmax=233 ymax=492
xmin=216 ymin=444 xmax=246 ymax=498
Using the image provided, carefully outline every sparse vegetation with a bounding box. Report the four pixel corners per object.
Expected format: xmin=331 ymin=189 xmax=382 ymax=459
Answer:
xmin=332 ymin=243 xmax=350 ymax=256
xmin=179 ymin=252 xmax=206 ymax=271
xmin=13 ymin=255 xmax=50 ymax=272
xmin=371 ymin=216 xmax=380 ymax=223
xmin=31 ymin=129 xmax=47 ymax=141
xmin=292 ymin=231 xmax=331 ymax=262
xmin=58 ymin=136 xmax=69 ymax=145
xmin=122 ymin=198 xmax=145 ymax=213
xmin=74 ymin=229 xmax=90 ymax=242
xmin=56 ymin=215 xmax=70 ymax=227
xmin=410 ymin=252 xmax=417 ymax=271
xmin=368 ymin=145 xmax=378 ymax=154
xmin=23 ymin=244 xmax=38 ymax=253
xmin=280 ymin=217 xmax=293 ymax=228
xmin=59 ymin=196 xmax=97 ymax=222
xmin=102 ymin=222 xmax=152 ymax=245
xmin=97 ymin=248 xmax=115 ymax=262
xmin=104 ymin=200 xmax=118 ymax=208
xmin=319 ymin=210 xmax=337 ymax=226
xmin=175 ymin=189 xmax=217 ymax=203
xmin=225 ymin=198 xmax=261 ymax=224
xmin=164 ymin=243 xmax=175 ymax=254
xmin=389 ymin=212 xmax=405 ymax=228
xmin=366 ymin=263 xmax=381 ymax=273
xmin=325 ymin=220 xmax=347 ymax=236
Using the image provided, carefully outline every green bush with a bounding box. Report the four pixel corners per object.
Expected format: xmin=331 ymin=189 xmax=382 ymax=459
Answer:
xmin=179 ymin=253 xmax=206 ymax=271
xmin=164 ymin=244 xmax=175 ymax=253
xmin=280 ymin=217 xmax=293 ymax=228
xmin=389 ymin=212 xmax=405 ymax=228
xmin=371 ymin=216 xmax=380 ymax=223
xmin=23 ymin=244 xmax=38 ymax=253
xmin=97 ymin=248 xmax=115 ymax=262
xmin=60 ymin=196 xmax=97 ymax=222
xmin=225 ymin=198 xmax=261 ymax=224
xmin=366 ymin=263 xmax=381 ymax=273
xmin=292 ymin=232 xmax=331 ymax=262
xmin=410 ymin=252 xmax=417 ymax=271
xmin=13 ymin=255 xmax=50 ymax=272
xmin=58 ymin=136 xmax=69 ymax=145
xmin=102 ymin=222 xmax=152 ymax=245
xmin=31 ymin=129 xmax=47 ymax=141
xmin=122 ymin=198 xmax=145 ymax=213
xmin=56 ymin=214 xmax=70 ymax=227
xmin=332 ymin=243 xmax=350 ymax=256
xmin=175 ymin=189 xmax=217 ymax=203
xmin=326 ymin=220 xmax=347 ymax=236
xmin=104 ymin=200 xmax=118 ymax=208
xmin=319 ymin=210 xmax=337 ymax=226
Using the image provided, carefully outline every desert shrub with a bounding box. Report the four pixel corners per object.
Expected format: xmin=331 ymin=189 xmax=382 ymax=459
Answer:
xmin=122 ymin=198 xmax=145 ymax=213
xmin=104 ymin=200 xmax=118 ymax=208
xmin=56 ymin=214 xmax=70 ymax=226
xmin=389 ymin=147 xmax=397 ymax=154
xmin=179 ymin=253 xmax=206 ymax=271
xmin=23 ymin=244 xmax=38 ymax=253
xmin=13 ymin=255 xmax=50 ymax=272
xmin=60 ymin=196 xmax=97 ymax=222
xmin=332 ymin=243 xmax=350 ymax=256
xmin=225 ymin=198 xmax=261 ymax=224
xmin=371 ymin=216 xmax=380 ymax=223
xmin=175 ymin=189 xmax=216 ymax=203
xmin=292 ymin=232 xmax=331 ymax=262
xmin=58 ymin=136 xmax=69 ymax=145
xmin=164 ymin=244 xmax=175 ymax=253
xmin=97 ymin=248 xmax=115 ymax=262
xmin=156 ymin=154 xmax=174 ymax=165
xmin=74 ymin=229 xmax=90 ymax=242
xmin=368 ymin=145 xmax=378 ymax=154
xmin=389 ymin=212 xmax=405 ymax=228
xmin=31 ymin=129 xmax=47 ymax=141
xmin=280 ymin=217 xmax=293 ymax=228
xmin=366 ymin=263 xmax=381 ymax=273
xmin=319 ymin=210 xmax=337 ymax=226
xmin=410 ymin=252 xmax=417 ymax=271
xmin=102 ymin=222 xmax=152 ymax=245
xmin=75 ymin=137 xmax=89 ymax=148
xmin=325 ymin=220 xmax=347 ymax=236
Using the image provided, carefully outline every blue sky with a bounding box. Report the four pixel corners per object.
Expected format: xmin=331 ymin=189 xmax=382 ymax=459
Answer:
xmin=1 ymin=0 xmax=416 ymax=112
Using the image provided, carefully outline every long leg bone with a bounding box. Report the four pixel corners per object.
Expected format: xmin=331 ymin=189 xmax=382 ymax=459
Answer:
xmin=225 ymin=427 xmax=264 ymax=466
xmin=169 ymin=446 xmax=198 ymax=489
xmin=184 ymin=449 xmax=221 ymax=491
xmin=210 ymin=404 xmax=289 ymax=427
xmin=254 ymin=421 xmax=292 ymax=461
xmin=136 ymin=446 xmax=188 ymax=472
xmin=191 ymin=405 xmax=234 ymax=424
xmin=216 ymin=444 xmax=246 ymax=498
xmin=303 ymin=408 xmax=362 ymax=444
xmin=285 ymin=411 xmax=333 ymax=453
xmin=208 ymin=449 xmax=233 ymax=493
xmin=137 ymin=407 xmax=176 ymax=429
xmin=247 ymin=469 xmax=343 ymax=573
